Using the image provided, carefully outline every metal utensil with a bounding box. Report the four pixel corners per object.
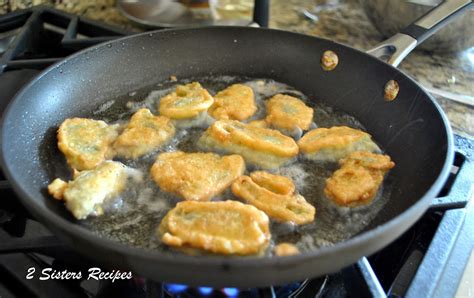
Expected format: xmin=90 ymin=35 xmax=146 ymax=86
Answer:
xmin=117 ymin=0 xmax=269 ymax=28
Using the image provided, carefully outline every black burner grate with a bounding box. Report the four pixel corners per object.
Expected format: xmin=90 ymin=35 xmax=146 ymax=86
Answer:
xmin=0 ymin=5 xmax=130 ymax=73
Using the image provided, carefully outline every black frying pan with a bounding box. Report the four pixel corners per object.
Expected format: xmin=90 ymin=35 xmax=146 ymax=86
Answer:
xmin=1 ymin=0 xmax=471 ymax=287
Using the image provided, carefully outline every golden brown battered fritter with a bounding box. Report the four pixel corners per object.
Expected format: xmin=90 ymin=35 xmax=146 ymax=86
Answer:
xmin=48 ymin=178 xmax=68 ymax=201
xmin=339 ymin=151 xmax=395 ymax=172
xmin=158 ymin=200 xmax=271 ymax=255
xmin=247 ymin=119 xmax=269 ymax=128
xmin=265 ymin=94 xmax=314 ymax=133
xmin=198 ymin=120 xmax=299 ymax=169
xmin=48 ymin=161 xmax=127 ymax=219
xmin=297 ymin=126 xmax=380 ymax=162
xmin=150 ymin=151 xmax=245 ymax=201
xmin=113 ymin=108 xmax=175 ymax=159
xmin=249 ymin=171 xmax=295 ymax=195
xmin=57 ymin=118 xmax=119 ymax=171
xmin=208 ymin=84 xmax=257 ymax=121
xmin=324 ymin=166 xmax=381 ymax=207
xmin=158 ymin=82 xmax=214 ymax=120
xmin=274 ymin=243 xmax=300 ymax=256
xmin=324 ymin=151 xmax=395 ymax=207
xmin=232 ymin=171 xmax=315 ymax=225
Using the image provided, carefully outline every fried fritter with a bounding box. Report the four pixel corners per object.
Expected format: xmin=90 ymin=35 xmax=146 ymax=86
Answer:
xmin=158 ymin=200 xmax=271 ymax=255
xmin=158 ymin=82 xmax=214 ymax=127
xmin=274 ymin=243 xmax=300 ymax=256
xmin=247 ymin=119 xmax=268 ymax=128
xmin=48 ymin=178 xmax=68 ymax=201
xmin=150 ymin=151 xmax=245 ymax=201
xmin=113 ymin=108 xmax=175 ymax=159
xmin=339 ymin=151 xmax=395 ymax=172
xmin=324 ymin=165 xmax=381 ymax=207
xmin=208 ymin=84 xmax=257 ymax=121
xmin=297 ymin=126 xmax=380 ymax=162
xmin=57 ymin=118 xmax=119 ymax=171
xmin=48 ymin=161 xmax=127 ymax=219
xmin=324 ymin=151 xmax=395 ymax=207
xmin=265 ymin=94 xmax=314 ymax=133
xmin=249 ymin=171 xmax=295 ymax=195
xmin=198 ymin=120 xmax=299 ymax=169
xmin=231 ymin=171 xmax=315 ymax=225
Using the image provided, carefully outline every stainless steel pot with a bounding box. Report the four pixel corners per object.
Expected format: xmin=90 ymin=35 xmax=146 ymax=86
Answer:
xmin=360 ymin=0 xmax=474 ymax=52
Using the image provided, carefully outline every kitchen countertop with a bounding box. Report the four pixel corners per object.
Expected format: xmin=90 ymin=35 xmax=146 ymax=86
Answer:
xmin=2 ymin=0 xmax=473 ymax=136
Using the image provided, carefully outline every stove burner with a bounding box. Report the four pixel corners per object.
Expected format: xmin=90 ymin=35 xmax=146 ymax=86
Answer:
xmin=164 ymin=284 xmax=249 ymax=297
xmin=0 ymin=5 xmax=130 ymax=74
xmin=160 ymin=277 xmax=331 ymax=297
xmin=162 ymin=280 xmax=308 ymax=297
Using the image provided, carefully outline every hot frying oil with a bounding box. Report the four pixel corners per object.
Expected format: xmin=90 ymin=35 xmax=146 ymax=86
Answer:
xmin=82 ymin=76 xmax=392 ymax=255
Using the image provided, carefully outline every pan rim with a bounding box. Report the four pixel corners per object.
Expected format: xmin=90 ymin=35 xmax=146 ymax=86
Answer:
xmin=0 ymin=26 xmax=454 ymax=269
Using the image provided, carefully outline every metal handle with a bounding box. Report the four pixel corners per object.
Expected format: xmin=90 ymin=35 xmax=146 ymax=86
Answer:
xmin=253 ymin=0 xmax=269 ymax=27
xmin=366 ymin=0 xmax=473 ymax=67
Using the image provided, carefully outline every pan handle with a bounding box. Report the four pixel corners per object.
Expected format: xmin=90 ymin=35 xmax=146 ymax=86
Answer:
xmin=366 ymin=0 xmax=473 ymax=67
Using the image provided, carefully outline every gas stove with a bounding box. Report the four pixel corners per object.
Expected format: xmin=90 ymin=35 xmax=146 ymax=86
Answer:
xmin=0 ymin=6 xmax=473 ymax=298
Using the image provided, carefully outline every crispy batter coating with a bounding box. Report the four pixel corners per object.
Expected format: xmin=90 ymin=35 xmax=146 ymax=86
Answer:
xmin=48 ymin=161 xmax=127 ymax=219
xmin=297 ymin=126 xmax=380 ymax=162
xmin=324 ymin=166 xmax=382 ymax=207
xmin=57 ymin=118 xmax=118 ymax=171
xmin=113 ymin=109 xmax=175 ymax=159
xmin=158 ymin=82 xmax=214 ymax=120
xmin=159 ymin=200 xmax=271 ymax=255
xmin=250 ymin=171 xmax=295 ymax=195
xmin=324 ymin=151 xmax=395 ymax=207
xmin=232 ymin=172 xmax=315 ymax=225
xmin=47 ymin=178 xmax=68 ymax=200
xmin=265 ymin=94 xmax=314 ymax=132
xmin=150 ymin=151 xmax=245 ymax=201
xmin=198 ymin=120 xmax=299 ymax=169
xmin=339 ymin=151 xmax=395 ymax=172
xmin=208 ymin=84 xmax=257 ymax=121
xmin=274 ymin=243 xmax=300 ymax=256
xmin=248 ymin=119 xmax=268 ymax=128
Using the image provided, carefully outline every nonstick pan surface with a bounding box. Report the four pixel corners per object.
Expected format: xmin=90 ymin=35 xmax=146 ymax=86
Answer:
xmin=0 ymin=26 xmax=454 ymax=287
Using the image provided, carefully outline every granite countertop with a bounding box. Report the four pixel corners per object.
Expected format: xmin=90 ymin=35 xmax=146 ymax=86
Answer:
xmin=1 ymin=0 xmax=472 ymax=136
